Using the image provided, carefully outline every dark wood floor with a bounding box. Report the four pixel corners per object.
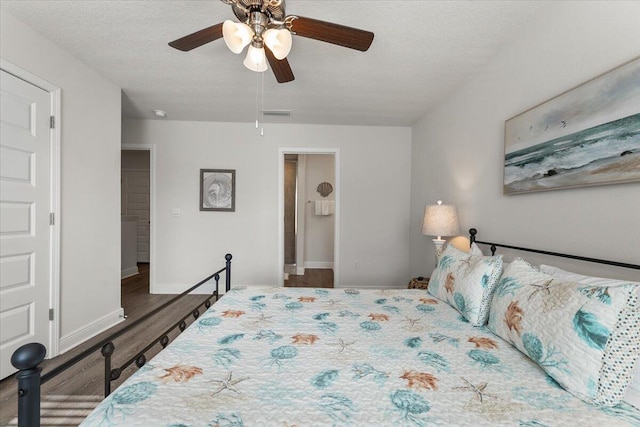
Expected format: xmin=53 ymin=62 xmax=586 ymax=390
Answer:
xmin=0 ymin=264 xmax=210 ymax=426
xmin=284 ymin=268 xmax=334 ymax=288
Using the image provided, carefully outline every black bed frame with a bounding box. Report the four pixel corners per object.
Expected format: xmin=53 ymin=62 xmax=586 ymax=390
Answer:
xmin=469 ymin=228 xmax=640 ymax=270
xmin=10 ymin=254 xmax=232 ymax=427
xmin=10 ymin=232 xmax=640 ymax=427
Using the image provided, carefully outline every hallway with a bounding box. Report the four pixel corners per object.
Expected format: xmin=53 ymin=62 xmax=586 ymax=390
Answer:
xmin=284 ymin=268 xmax=334 ymax=288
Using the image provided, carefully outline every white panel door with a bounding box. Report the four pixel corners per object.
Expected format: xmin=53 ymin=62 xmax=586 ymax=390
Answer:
xmin=0 ymin=70 xmax=52 ymax=379
xmin=122 ymin=170 xmax=150 ymax=262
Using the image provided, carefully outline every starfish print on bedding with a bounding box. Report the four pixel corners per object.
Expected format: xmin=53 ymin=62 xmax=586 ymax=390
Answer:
xmin=210 ymin=372 xmax=248 ymax=397
xmin=528 ymin=278 xmax=554 ymax=301
xmin=529 ymin=278 xmax=573 ymax=312
xmin=458 ymin=256 xmax=474 ymax=272
xmin=529 ymin=279 xmax=553 ymax=299
xmin=402 ymin=316 xmax=425 ymax=332
xmin=453 ymin=377 xmax=497 ymax=403
xmin=251 ymin=313 xmax=273 ymax=324
xmin=328 ymin=338 xmax=356 ymax=353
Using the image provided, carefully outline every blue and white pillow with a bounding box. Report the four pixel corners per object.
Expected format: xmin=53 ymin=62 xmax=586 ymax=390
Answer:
xmin=488 ymin=258 xmax=640 ymax=406
xmin=428 ymin=243 xmax=503 ymax=326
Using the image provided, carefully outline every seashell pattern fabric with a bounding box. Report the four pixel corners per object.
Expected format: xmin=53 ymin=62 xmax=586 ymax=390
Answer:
xmin=429 ymin=244 xmax=504 ymax=326
xmin=488 ymin=258 xmax=640 ymax=407
xmin=81 ymin=286 xmax=638 ymax=426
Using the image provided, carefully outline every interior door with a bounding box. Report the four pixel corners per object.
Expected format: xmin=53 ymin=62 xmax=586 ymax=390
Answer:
xmin=0 ymin=69 xmax=52 ymax=379
xmin=122 ymin=169 xmax=150 ymax=262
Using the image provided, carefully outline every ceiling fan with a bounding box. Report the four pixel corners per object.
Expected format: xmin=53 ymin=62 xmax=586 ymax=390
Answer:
xmin=169 ymin=0 xmax=374 ymax=83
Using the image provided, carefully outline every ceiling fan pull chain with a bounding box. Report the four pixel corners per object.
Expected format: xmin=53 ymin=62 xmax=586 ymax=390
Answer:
xmin=260 ymin=71 xmax=265 ymax=137
xmin=255 ymin=67 xmax=260 ymax=130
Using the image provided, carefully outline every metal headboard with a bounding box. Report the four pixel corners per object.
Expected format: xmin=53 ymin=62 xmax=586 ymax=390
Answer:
xmin=469 ymin=228 xmax=640 ymax=271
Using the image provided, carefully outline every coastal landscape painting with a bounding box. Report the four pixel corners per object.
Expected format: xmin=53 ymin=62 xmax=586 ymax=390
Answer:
xmin=504 ymin=57 xmax=640 ymax=194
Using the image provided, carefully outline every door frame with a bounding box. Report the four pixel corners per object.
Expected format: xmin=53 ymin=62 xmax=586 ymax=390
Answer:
xmin=121 ymin=144 xmax=156 ymax=292
xmin=277 ymin=147 xmax=340 ymax=287
xmin=1 ymin=59 xmax=61 ymax=357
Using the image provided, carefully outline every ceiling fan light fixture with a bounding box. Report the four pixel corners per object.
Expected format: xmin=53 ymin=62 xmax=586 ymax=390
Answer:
xmin=243 ymin=45 xmax=268 ymax=72
xmin=222 ymin=20 xmax=252 ymax=54
xmin=263 ymin=28 xmax=292 ymax=60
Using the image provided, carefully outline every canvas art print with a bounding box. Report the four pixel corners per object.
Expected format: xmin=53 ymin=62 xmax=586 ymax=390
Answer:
xmin=200 ymin=169 xmax=235 ymax=211
xmin=504 ymin=57 xmax=640 ymax=194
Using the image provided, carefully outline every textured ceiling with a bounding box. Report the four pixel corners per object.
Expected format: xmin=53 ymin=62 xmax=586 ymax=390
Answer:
xmin=1 ymin=1 xmax=547 ymax=126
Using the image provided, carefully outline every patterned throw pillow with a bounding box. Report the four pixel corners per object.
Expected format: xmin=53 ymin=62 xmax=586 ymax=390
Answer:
xmin=487 ymin=258 xmax=640 ymax=406
xmin=428 ymin=243 xmax=503 ymax=326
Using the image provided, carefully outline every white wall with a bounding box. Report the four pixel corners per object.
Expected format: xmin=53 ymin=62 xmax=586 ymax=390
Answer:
xmin=123 ymin=119 xmax=412 ymax=291
xmin=409 ymin=1 xmax=640 ymax=281
xmin=304 ymin=154 xmax=335 ymax=267
xmin=1 ymin=11 xmax=123 ymax=351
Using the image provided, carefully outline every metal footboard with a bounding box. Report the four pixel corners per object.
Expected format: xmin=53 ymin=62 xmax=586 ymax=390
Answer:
xmin=11 ymin=253 xmax=232 ymax=427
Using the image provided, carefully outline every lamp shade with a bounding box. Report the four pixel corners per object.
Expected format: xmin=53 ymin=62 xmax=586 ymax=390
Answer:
xmin=243 ymin=45 xmax=268 ymax=72
xmin=222 ymin=20 xmax=252 ymax=54
xmin=263 ymin=28 xmax=292 ymax=60
xmin=421 ymin=201 xmax=460 ymax=238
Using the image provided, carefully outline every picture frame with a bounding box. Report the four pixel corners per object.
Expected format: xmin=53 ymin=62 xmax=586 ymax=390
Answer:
xmin=200 ymin=169 xmax=236 ymax=212
xmin=504 ymin=57 xmax=640 ymax=194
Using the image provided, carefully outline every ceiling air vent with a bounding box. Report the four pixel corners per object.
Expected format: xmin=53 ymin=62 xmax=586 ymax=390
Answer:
xmin=261 ymin=110 xmax=291 ymax=117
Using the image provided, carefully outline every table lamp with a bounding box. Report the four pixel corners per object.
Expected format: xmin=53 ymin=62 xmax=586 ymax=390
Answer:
xmin=421 ymin=200 xmax=460 ymax=266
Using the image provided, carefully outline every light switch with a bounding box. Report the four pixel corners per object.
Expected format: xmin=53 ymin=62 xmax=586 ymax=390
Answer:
xmin=171 ymin=208 xmax=181 ymax=217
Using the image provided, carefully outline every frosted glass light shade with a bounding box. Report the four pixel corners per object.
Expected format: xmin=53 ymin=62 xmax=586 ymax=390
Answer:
xmin=421 ymin=201 xmax=460 ymax=238
xmin=243 ymin=45 xmax=268 ymax=72
xmin=222 ymin=20 xmax=252 ymax=54
xmin=263 ymin=28 xmax=292 ymax=60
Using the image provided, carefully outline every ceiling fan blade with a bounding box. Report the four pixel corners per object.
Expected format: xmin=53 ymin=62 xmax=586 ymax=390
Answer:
xmin=265 ymin=47 xmax=295 ymax=83
xmin=169 ymin=23 xmax=224 ymax=51
xmin=289 ymin=16 xmax=374 ymax=51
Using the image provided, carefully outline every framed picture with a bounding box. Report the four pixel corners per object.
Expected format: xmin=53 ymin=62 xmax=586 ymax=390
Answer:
xmin=200 ymin=169 xmax=235 ymax=211
xmin=504 ymin=57 xmax=640 ymax=194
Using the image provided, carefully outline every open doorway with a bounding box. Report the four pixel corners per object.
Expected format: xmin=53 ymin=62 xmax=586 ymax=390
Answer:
xmin=278 ymin=148 xmax=339 ymax=288
xmin=121 ymin=147 xmax=152 ymax=302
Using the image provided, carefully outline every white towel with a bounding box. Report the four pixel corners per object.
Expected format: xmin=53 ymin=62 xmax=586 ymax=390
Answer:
xmin=315 ymin=200 xmax=335 ymax=216
xmin=323 ymin=200 xmax=335 ymax=215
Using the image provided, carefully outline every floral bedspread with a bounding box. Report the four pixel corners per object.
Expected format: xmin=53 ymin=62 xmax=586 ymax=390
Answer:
xmin=81 ymin=287 xmax=639 ymax=426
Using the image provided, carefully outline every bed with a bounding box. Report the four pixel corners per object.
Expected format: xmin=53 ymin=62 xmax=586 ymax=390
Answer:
xmin=10 ymin=232 xmax=640 ymax=427
xmin=13 ymin=230 xmax=640 ymax=426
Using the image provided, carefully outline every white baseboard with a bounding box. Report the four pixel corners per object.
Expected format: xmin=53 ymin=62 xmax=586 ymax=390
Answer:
xmin=304 ymin=262 xmax=334 ymax=269
xmin=58 ymin=307 xmax=125 ymax=355
xmin=336 ymin=284 xmax=406 ymax=290
xmin=284 ymin=265 xmax=308 ymax=275
xmin=121 ymin=266 xmax=139 ymax=279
